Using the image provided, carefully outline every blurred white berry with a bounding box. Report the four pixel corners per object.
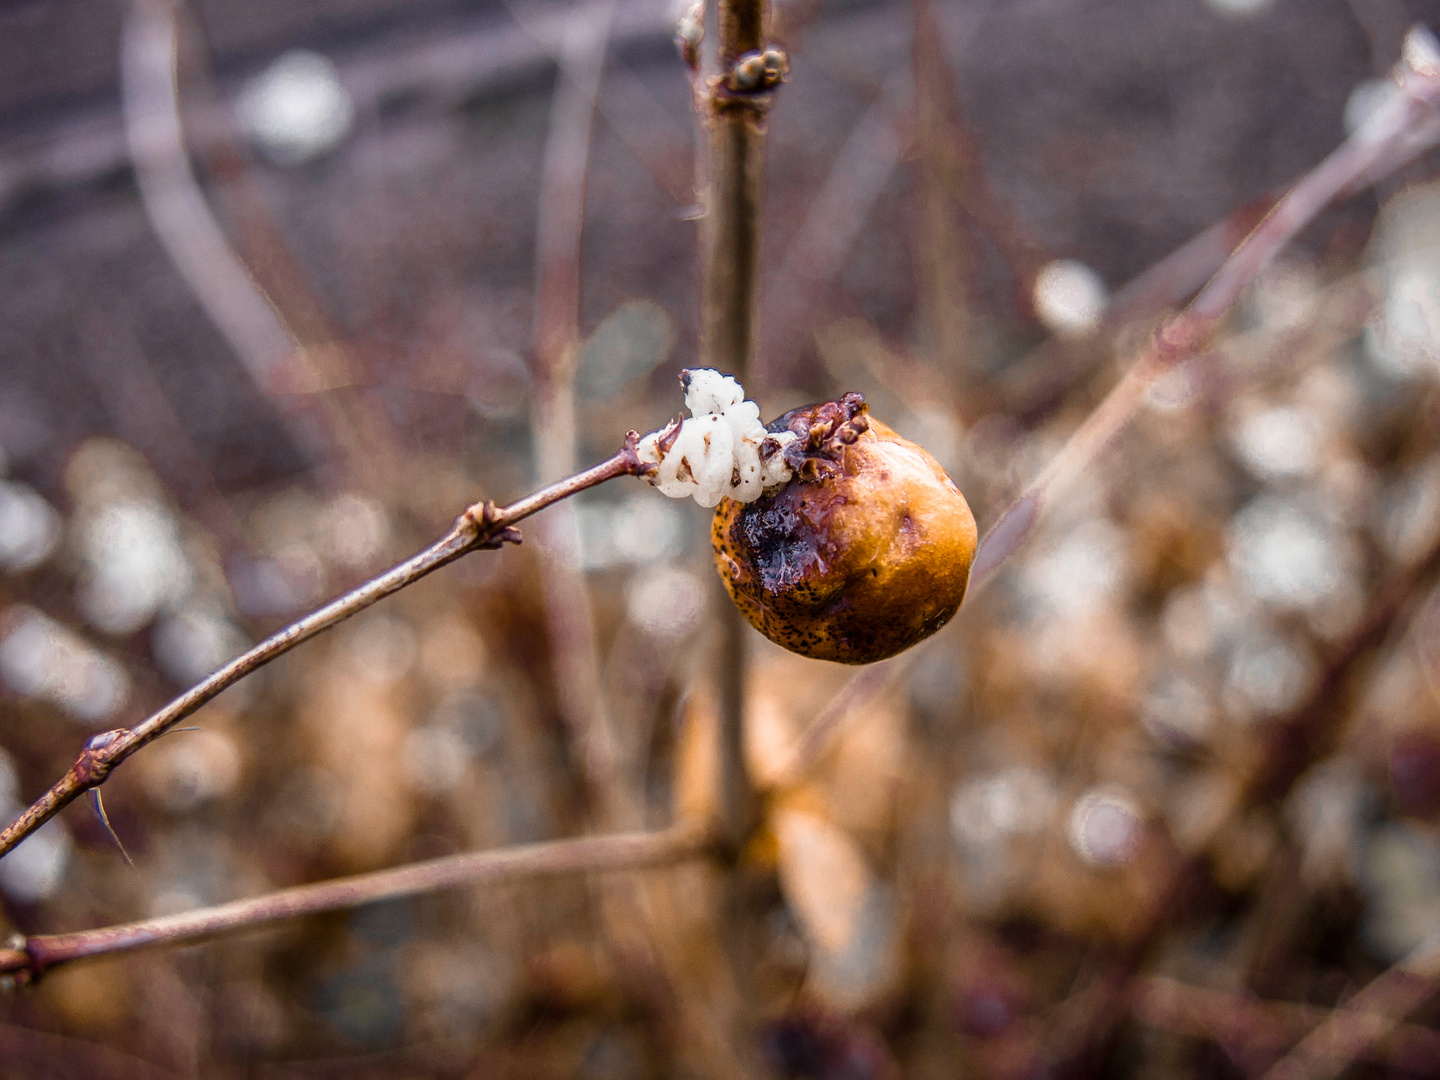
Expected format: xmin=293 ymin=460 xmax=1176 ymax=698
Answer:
xmin=1068 ymin=787 xmax=1143 ymax=868
xmin=238 ymin=51 xmax=355 ymax=166
xmin=1033 ymin=259 xmax=1107 ymax=337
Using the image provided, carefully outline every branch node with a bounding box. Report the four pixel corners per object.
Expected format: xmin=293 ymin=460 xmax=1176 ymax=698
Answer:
xmin=1155 ymin=314 xmax=1207 ymax=358
xmin=620 ymin=429 xmax=658 ymax=477
xmin=74 ymin=728 xmax=128 ymax=788
xmin=459 ymin=501 xmax=524 ymax=550
xmin=712 ymin=47 xmax=788 ymax=112
xmin=1 ymin=934 xmax=40 ymax=988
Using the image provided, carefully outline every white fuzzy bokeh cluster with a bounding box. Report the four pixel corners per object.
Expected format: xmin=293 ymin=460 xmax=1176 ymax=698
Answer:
xmin=637 ymin=370 xmax=797 ymax=507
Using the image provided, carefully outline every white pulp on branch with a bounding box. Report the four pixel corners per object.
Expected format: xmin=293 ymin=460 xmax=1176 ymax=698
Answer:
xmin=637 ymin=369 xmax=797 ymax=507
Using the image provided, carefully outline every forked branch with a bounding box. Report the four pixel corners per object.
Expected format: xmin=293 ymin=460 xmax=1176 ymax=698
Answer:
xmin=0 ymin=439 xmax=653 ymax=860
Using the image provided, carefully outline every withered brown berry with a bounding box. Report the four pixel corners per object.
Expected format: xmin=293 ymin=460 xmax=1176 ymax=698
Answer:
xmin=712 ymin=393 xmax=977 ymax=664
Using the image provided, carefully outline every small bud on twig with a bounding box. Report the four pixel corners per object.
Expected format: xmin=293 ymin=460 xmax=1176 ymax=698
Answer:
xmin=727 ymin=47 xmax=788 ymax=92
xmin=674 ymin=0 xmax=705 ymax=71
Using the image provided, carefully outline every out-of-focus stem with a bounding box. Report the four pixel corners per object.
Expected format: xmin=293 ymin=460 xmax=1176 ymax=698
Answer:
xmin=1132 ymin=976 xmax=1440 ymax=1069
xmin=0 ymin=824 xmax=707 ymax=983
xmin=527 ymin=0 xmax=627 ymax=821
xmin=702 ymin=117 xmax=764 ymax=380
xmin=759 ymin=69 xmax=909 ymax=382
xmin=1256 ymin=925 xmax=1440 ymax=1080
xmin=124 ymin=0 xmax=396 ymax=487
xmin=121 ymin=0 xmax=292 ymax=392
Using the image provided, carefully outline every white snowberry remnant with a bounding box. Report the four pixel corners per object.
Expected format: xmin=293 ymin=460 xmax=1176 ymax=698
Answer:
xmin=636 ymin=369 xmax=797 ymax=507
xmin=1033 ymin=259 xmax=1108 ymax=337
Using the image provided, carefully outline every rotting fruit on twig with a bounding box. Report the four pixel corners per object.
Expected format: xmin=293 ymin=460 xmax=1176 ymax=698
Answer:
xmin=714 ymin=394 xmax=976 ymax=663
xmin=636 ymin=370 xmax=977 ymax=664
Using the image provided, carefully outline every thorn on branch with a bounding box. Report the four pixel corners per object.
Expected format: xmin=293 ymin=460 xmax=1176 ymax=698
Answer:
xmin=1 ymin=934 xmax=37 ymax=989
xmin=89 ymin=789 xmax=136 ymax=870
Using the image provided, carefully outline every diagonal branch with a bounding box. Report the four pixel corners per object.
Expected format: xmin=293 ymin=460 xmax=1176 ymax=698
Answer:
xmin=758 ymin=69 xmax=910 ymax=375
xmin=1258 ymin=937 xmax=1440 ymax=1080
xmin=970 ymin=25 xmax=1440 ymax=591
xmin=0 ymin=823 xmax=708 ymax=984
xmin=776 ymin=23 xmax=1440 ymax=787
xmin=1132 ymin=975 xmax=1440 ymax=1073
xmin=0 ymin=440 xmax=653 ymax=861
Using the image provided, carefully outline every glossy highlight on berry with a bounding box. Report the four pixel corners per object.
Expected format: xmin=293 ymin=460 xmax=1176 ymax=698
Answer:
xmin=712 ymin=393 xmax=977 ymax=664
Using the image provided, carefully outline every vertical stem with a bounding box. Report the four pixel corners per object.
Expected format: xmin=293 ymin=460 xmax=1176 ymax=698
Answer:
xmin=701 ymin=0 xmax=768 ymax=853
xmin=716 ymin=0 xmax=763 ymax=65
xmin=701 ymin=114 xmax=765 ymax=380
xmin=715 ymin=587 xmax=754 ymax=847
xmin=528 ymin=0 xmax=627 ymax=823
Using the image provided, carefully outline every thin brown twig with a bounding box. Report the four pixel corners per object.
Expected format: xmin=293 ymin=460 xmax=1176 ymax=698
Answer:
xmin=506 ymin=0 xmax=693 ymax=204
xmin=776 ymin=25 xmax=1440 ymax=787
xmin=0 ymin=6 xmax=659 ymax=216
xmin=0 ymin=823 xmax=708 ymax=984
xmin=999 ymin=193 xmax=1279 ymax=420
xmin=531 ymin=0 xmax=615 ymax=393
xmin=0 ymin=441 xmax=652 ymax=860
xmin=766 ymin=0 xmax=1017 ymax=389
xmin=176 ymin=5 xmax=400 ymax=484
xmin=911 ymin=0 xmax=1046 ymax=372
